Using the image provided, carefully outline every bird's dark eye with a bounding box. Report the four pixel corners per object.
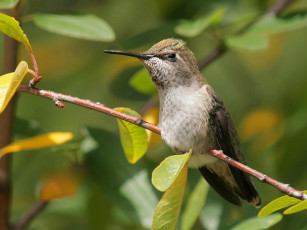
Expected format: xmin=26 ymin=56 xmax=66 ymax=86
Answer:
xmin=167 ymin=53 xmax=176 ymax=62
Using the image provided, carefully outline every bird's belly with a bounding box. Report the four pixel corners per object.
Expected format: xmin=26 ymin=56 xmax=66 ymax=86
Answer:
xmin=161 ymin=107 xmax=218 ymax=168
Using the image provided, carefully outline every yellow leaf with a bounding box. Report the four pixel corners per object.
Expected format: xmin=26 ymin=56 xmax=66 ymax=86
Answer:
xmin=239 ymin=108 xmax=284 ymax=149
xmin=0 ymin=132 xmax=73 ymax=157
xmin=0 ymin=61 xmax=28 ymax=113
xmin=40 ymin=170 xmax=79 ymax=201
xmin=143 ymin=106 xmax=161 ymax=147
xmin=283 ymin=199 xmax=307 ymax=215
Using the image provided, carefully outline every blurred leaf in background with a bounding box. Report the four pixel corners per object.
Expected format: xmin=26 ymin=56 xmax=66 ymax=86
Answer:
xmin=239 ymin=108 xmax=284 ymax=151
xmin=40 ymin=169 xmax=79 ymax=201
xmin=231 ymin=213 xmax=283 ymax=230
xmin=32 ymin=14 xmax=115 ymax=42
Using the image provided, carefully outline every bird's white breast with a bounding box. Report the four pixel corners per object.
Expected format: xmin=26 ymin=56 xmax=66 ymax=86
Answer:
xmin=159 ymin=85 xmax=218 ymax=168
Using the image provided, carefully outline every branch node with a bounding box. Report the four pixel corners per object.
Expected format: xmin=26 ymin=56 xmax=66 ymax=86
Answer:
xmin=136 ymin=118 xmax=144 ymax=125
xmin=96 ymin=102 xmax=104 ymax=106
xmin=28 ymin=76 xmax=42 ymax=88
xmin=53 ymin=98 xmax=65 ymax=108
xmin=260 ymin=175 xmax=267 ymax=182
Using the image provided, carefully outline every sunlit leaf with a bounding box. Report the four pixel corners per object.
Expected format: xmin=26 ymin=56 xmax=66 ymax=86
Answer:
xmin=175 ymin=7 xmax=225 ymax=37
xmin=248 ymin=14 xmax=307 ymax=34
xmin=114 ymin=107 xmax=148 ymax=164
xmin=33 ymin=14 xmax=115 ymax=42
xmin=129 ymin=68 xmax=156 ymax=95
xmin=258 ymin=191 xmax=307 ymax=217
xmin=225 ymin=34 xmax=269 ymax=51
xmin=0 ymin=132 xmax=73 ymax=157
xmin=231 ymin=213 xmax=283 ymax=230
xmin=152 ymin=151 xmax=191 ymax=192
xmin=284 ymin=199 xmax=307 ymax=215
xmin=0 ymin=61 xmax=28 ymax=114
xmin=40 ymin=170 xmax=79 ymax=201
xmin=151 ymin=152 xmax=190 ymax=230
xmin=181 ymin=179 xmax=209 ymax=230
xmin=0 ymin=0 xmax=19 ymax=9
xmin=239 ymin=109 xmax=284 ymax=149
xmin=143 ymin=106 xmax=161 ymax=147
xmin=0 ymin=13 xmax=32 ymax=51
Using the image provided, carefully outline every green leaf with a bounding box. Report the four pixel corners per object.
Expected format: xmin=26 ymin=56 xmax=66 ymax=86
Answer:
xmin=180 ymin=179 xmax=209 ymax=230
xmin=199 ymin=203 xmax=223 ymax=230
xmin=129 ymin=68 xmax=156 ymax=95
xmin=151 ymin=152 xmax=190 ymax=230
xmin=114 ymin=107 xmax=148 ymax=164
xmin=258 ymin=191 xmax=307 ymax=217
xmin=248 ymin=14 xmax=307 ymax=34
xmin=0 ymin=0 xmax=19 ymax=9
xmin=225 ymin=34 xmax=269 ymax=51
xmin=231 ymin=213 xmax=283 ymax=230
xmin=283 ymin=199 xmax=307 ymax=215
xmin=0 ymin=13 xmax=32 ymax=51
xmin=0 ymin=61 xmax=28 ymax=114
xmin=152 ymin=150 xmax=192 ymax=192
xmin=175 ymin=7 xmax=225 ymax=37
xmin=32 ymin=14 xmax=115 ymax=42
xmin=84 ymin=128 xmax=158 ymax=228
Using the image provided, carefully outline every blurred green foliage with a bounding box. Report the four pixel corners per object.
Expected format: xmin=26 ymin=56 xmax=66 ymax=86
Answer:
xmin=1 ymin=0 xmax=307 ymax=229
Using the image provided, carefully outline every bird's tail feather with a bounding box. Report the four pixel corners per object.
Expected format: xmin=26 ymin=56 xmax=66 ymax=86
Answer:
xmin=199 ymin=160 xmax=261 ymax=207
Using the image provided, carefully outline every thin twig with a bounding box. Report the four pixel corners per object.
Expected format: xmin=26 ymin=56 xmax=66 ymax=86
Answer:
xmin=12 ymin=200 xmax=48 ymax=230
xmin=209 ymin=150 xmax=307 ymax=201
xmin=17 ymin=85 xmax=161 ymax=134
xmin=17 ymin=84 xmax=306 ymax=201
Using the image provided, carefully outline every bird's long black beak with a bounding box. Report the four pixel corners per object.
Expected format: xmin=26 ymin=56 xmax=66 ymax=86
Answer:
xmin=104 ymin=50 xmax=154 ymax=60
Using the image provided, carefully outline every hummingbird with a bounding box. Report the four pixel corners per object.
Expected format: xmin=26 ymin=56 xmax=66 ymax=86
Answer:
xmin=105 ymin=38 xmax=261 ymax=207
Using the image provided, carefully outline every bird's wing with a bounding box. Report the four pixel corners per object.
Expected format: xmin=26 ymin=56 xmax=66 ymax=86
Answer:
xmin=200 ymin=85 xmax=261 ymax=206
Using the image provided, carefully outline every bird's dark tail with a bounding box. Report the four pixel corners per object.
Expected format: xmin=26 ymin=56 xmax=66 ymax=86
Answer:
xmin=199 ymin=160 xmax=261 ymax=207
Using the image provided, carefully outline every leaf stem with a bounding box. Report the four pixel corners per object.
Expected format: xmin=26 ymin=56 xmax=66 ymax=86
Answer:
xmin=209 ymin=150 xmax=307 ymax=201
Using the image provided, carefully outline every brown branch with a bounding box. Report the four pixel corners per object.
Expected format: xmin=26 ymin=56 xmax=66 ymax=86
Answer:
xmin=197 ymin=0 xmax=296 ymax=69
xmin=209 ymin=150 xmax=307 ymax=201
xmin=17 ymin=84 xmax=161 ymax=134
xmin=16 ymin=85 xmax=307 ymax=201
xmin=12 ymin=200 xmax=48 ymax=230
xmin=0 ymin=8 xmax=21 ymax=230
